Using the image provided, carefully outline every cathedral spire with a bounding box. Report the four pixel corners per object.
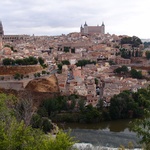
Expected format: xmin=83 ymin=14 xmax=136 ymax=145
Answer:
xmin=102 ymin=22 xmax=105 ymax=26
xmin=84 ymin=21 xmax=88 ymax=26
xmin=0 ymin=21 xmax=4 ymax=35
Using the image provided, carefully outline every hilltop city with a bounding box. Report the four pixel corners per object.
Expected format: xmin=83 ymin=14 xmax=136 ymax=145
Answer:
xmin=0 ymin=20 xmax=150 ymax=107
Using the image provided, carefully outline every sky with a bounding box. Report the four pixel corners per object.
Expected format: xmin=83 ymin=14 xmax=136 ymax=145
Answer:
xmin=0 ymin=0 xmax=150 ymax=39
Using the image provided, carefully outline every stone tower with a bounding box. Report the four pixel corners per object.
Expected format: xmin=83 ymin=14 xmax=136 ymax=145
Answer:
xmin=0 ymin=21 xmax=4 ymax=36
xmin=0 ymin=21 xmax=4 ymax=50
xmin=83 ymin=21 xmax=88 ymax=34
xmin=80 ymin=25 xmax=84 ymax=34
xmin=101 ymin=22 xmax=105 ymax=34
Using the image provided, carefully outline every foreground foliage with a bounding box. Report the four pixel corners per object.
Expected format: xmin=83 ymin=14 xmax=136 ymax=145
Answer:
xmin=130 ymin=87 xmax=150 ymax=150
xmin=0 ymin=93 xmax=75 ymax=150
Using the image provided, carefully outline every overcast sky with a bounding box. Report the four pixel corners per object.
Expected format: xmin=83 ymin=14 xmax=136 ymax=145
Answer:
xmin=0 ymin=0 xmax=149 ymax=38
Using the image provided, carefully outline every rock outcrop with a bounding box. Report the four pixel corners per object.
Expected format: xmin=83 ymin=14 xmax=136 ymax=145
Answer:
xmin=25 ymin=74 xmax=59 ymax=93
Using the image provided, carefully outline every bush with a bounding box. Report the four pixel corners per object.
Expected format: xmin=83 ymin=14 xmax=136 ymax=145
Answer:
xmin=42 ymin=64 xmax=47 ymax=69
xmin=34 ymin=73 xmax=37 ymax=78
xmin=1 ymin=76 xmax=4 ymax=80
xmin=52 ymin=113 xmax=80 ymax=123
xmin=42 ymin=70 xmax=46 ymax=74
xmin=37 ymin=73 xmax=41 ymax=77
xmin=14 ymin=73 xmax=22 ymax=80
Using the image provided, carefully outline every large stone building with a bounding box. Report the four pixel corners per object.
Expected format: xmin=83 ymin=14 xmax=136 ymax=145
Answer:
xmin=80 ymin=22 xmax=105 ymax=35
xmin=0 ymin=21 xmax=29 ymax=43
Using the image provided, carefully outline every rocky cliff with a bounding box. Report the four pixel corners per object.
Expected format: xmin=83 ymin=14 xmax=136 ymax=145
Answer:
xmin=25 ymin=74 xmax=59 ymax=93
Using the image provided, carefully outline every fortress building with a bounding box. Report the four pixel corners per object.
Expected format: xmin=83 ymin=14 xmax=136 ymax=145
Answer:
xmin=80 ymin=22 xmax=105 ymax=35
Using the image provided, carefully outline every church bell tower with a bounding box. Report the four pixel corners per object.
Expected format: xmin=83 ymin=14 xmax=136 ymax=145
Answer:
xmin=0 ymin=21 xmax=4 ymax=50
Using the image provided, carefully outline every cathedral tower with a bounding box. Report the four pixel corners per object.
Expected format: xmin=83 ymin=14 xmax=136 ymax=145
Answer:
xmin=0 ymin=21 xmax=4 ymax=36
xmin=0 ymin=21 xmax=4 ymax=50
xmin=101 ymin=22 xmax=105 ymax=34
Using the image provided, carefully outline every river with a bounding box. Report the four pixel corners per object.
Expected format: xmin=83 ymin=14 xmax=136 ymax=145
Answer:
xmin=58 ymin=119 xmax=142 ymax=149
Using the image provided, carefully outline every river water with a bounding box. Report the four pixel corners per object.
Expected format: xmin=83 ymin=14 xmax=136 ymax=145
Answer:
xmin=58 ymin=119 xmax=142 ymax=149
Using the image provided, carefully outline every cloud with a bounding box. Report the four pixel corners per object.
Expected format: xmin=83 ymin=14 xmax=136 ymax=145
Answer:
xmin=0 ymin=0 xmax=150 ymax=38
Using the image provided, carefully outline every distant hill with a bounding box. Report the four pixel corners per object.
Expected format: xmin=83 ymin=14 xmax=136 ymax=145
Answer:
xmin=141 ymin=39 xmax=150 ymax=42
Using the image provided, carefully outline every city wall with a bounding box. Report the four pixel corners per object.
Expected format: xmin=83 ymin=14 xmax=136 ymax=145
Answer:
xmin=0 ymin=81 xmax=24 ymax=91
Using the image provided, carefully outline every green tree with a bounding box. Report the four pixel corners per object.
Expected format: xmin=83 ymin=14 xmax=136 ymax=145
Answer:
xmin=14 ymin=73 xmax=22 ymax=80
xmin=119 ymin=48 xmax=130 ymax=59
xmin=131 ymin=86 xmax=150 ymax=150
xmin=80 ymin=104 xmax=101 ymax=123
xmin=145 ymin=51 xmax=150 ymax=60
xmin=108 ymin=60 xmax=116 ymax=65
xmin=132 ymin=36 xmax=142 ymax=47
xmin=15 ymin=59 xmax=24 ymax=65
xmin=121 ymin=65 xmax=129 ymax=73
xmin=38 ymin=57 xmax=45 ymax=65
xmin=96 ymin=99 xmax=104 ymax=111
xmin=130 ymin=68 xmax=142 ymax=79
xmin=121 ymin=37 xmax=132 ymax=45
xmin=135 ymin=50 xmax=139 ymax=57
xmin=131 ymin=110 xmax=150 ymax=150
xmin=42 ymin=70 xmax=46 ymax=74
xmin=109 ymin=91 xmax=133 ymax=119
xmin=3 ymin=58 xmax=15 ymax=65
xmin=78 ymin=99 xmax=85 ymax=112
xmin=64 ymin=46 xmax=70 ymax=53
xmin=114 ymin=65 xmax=128 ymax=74
xmin=62 ymin=60 xmax=70 ymax=65
xmin=57 ymin=63 xmax=62 ymax=71
xmin=95 ymin=78 xmax=99 ymax=85
xmin=76 ymin=59 xmax=96 ymax=67
xmin=121 ymin=36 xmax=142 ymax=47
xmin=27 ymin=56 xmax=38 ymax=65
xmin=43 ymin=130 xmax=75 ymax=150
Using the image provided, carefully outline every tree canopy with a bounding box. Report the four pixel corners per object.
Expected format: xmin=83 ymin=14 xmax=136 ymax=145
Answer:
xmin=75 ymin=59 xmax=96 ymax=67
xmin=61 ymin=60 xmax=70 ymax=65
xmin=114 ymin=65 xmax=129 ymax=74
xmin=3 ymin=56 xmax=38 ymax=66
xmin=130 ymin=68 xmax=143 ymax=79
xmin=120 ymin=36 xmax=142 ymax=47
xmin=130 ymin=86 xmax=150 ymax=149
xmin=145 ymin=51 xmax=150 ymax=60
xmin=109 ymin=87 xmax=150 ymax=120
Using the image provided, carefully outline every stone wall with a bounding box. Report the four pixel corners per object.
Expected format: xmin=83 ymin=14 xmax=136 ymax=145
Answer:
xmin=0 ymin=81 xmax=24 ymax=91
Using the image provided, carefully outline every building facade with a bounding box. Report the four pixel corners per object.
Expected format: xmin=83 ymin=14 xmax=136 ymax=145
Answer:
xmin=80 ymin=22 xmax=105 ymax=35
xmin=0 ymin=21 xmax=29 ymax=44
